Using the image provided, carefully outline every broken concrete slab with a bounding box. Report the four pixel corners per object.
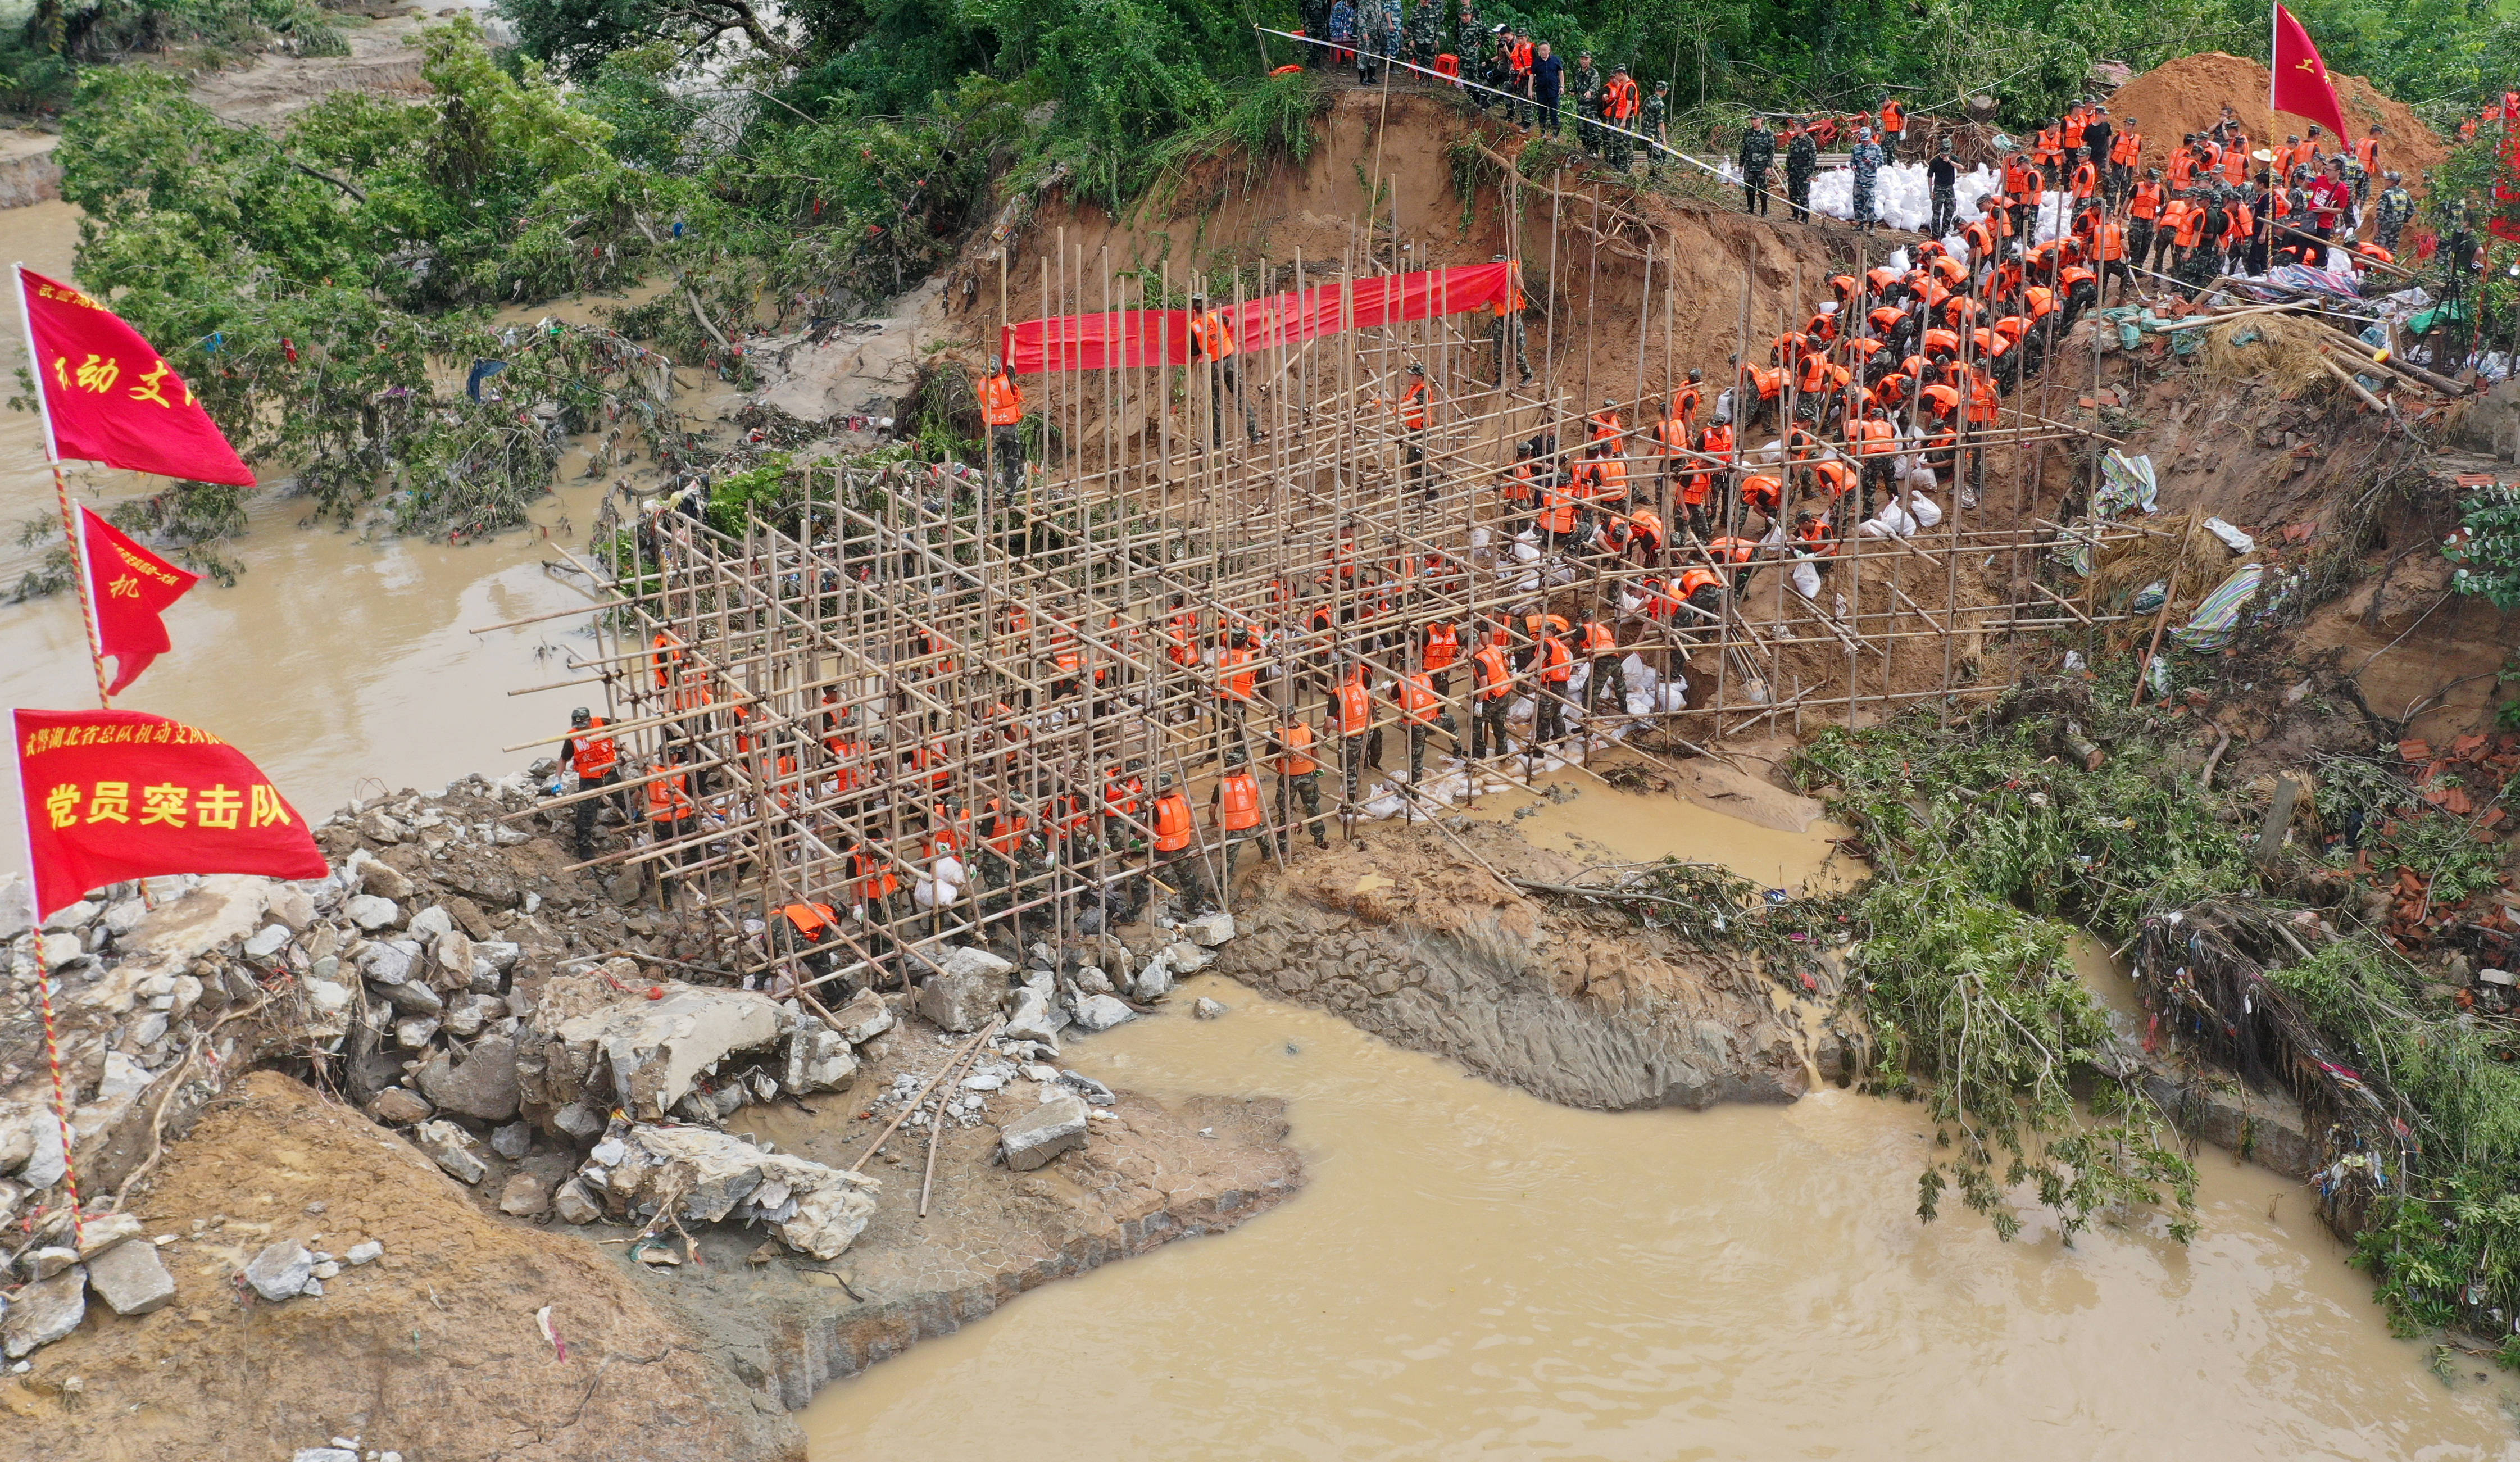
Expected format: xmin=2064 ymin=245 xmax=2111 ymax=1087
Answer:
xmin=523 ymin=978 xmax=789 ymax=1123
xmin=782 ymin=1025 xmax=857 ymax=1096
xmin=1000 ymin=1095 xmax=1088 ymax=1172
xmin=85 ymin=1238 xmax=177 ymax=1315
xmin=121 ymin=875 xmax=275 ymax=959
xmin=588 ymin=1124 xmax=880 ymax=1260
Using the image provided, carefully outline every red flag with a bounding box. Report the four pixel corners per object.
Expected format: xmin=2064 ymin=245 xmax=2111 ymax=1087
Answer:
xmin=75 ymin=504 xmax=197 ymax=697
xmin=2270 ymin=5 xmax=2351 ymax=143
xmin=15 ymin=267 xmax=254 ymax=487
xmin=12 ymin=708 xmax=326 ymax=920
xmin=1002 ymin=263 xmax=1512 ymax=373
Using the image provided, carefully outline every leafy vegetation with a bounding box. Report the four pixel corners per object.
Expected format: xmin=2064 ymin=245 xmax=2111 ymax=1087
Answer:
xmin=2445 ymin=484 xmax=2520 ymax=613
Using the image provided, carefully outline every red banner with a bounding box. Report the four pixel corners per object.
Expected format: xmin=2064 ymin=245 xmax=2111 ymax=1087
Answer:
xmin=1002 ymin=263 xmax=1514 ymax=374
xmin=77 ymin=505 xmax=197 ymax=697
xmin=13 ymin=709 xmax=326 ymax=920
xmin=2270 ymin=5 xmax=2351 ymax=143
xmin=18 ymin=267 xmax=255 ymax=487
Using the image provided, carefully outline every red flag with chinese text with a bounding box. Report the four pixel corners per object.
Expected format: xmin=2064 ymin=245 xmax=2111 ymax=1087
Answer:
xmin=2270 ymin=6 xmax=2351 ymax=143
xmin=12 ymin=709 xmax=325 ymax=920
xmin=17 ymin=267 xmax=255 ymax=487
xmin=77 ymin=505 xmax=197 ymax=697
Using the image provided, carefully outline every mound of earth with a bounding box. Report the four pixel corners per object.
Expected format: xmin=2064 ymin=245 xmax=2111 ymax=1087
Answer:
xmin=2106 ymin=51 xmax=2448 ymax=184
xmin=0 ymin=1071 xmax=799 ymax=1462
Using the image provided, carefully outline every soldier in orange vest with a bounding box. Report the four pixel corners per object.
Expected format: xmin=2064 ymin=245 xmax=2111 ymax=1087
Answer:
xmin=1331 ymin=659 xmax=1381 ymax=802
xmin=1579 ymin=614 xmax=1627 ymax=715
xmin=977 ymin=353 xmax=1025 ymax=508
xmin=1209 ymin=749 xmax=1268 ymax=882
xmin=1142 ymin=774 xmax=1208 ymax=916
xmin=1268 ymin=714 xmax=1331 ymax=851
xmin=1188 ymin=294 xmax=1260 ymax=447
xmin=1469 ymin=633 xmax=1516 ymax=762
xmin=1522 ymin=621 xmax=1575 ymax=750
xmin=1489 ymin=253 xmax=1532 ymax=386
xmin=559 ymin=705 xmax=621 ymax=860
xmin=645 ymin=746 xmax=699 ymax=895
xmin=1390 ymin=665 xmax=1455 ymax=785
xmin=1387 ymin=362 xmax=1434 ymax=489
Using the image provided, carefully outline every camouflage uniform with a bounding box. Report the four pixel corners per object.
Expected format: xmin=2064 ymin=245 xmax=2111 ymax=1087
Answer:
xmin=1450 ymin=0 xmax=1481 ymax=61
xmin=1783 ymin=129 xmax=1818 ymax=224
xmin=1404 ymin=0 xmax=1441 ymax=67
xmin=2374 ymin=184 xmax=2414 ymax=252
xmin=1639 ymin=89 xmax=1669 ymax=181
xmin=1849 ymin=138 xmax=1885 ymax=228
xmin=1570 ymin=60 xmax=1601 ymax=151
xmin=1738 ymin=123 xmax=1775 ymax=215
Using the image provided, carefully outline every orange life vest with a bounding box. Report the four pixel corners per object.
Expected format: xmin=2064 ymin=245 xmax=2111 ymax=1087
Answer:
xmin=1424 ymin=621 xmax=1460 ymax=670
xmin=1219 ymin=772 xmax=1262 ymax=831
xmin=1152 ymin=792 xmax=1194 ymax=851
xmin=569 ymin=719 xmax=617 ymax=779
xmin=1473 ymin=644 xmax=1515 ymax=700
xmin=1332 ymin=679 xmax=1373 ymax=736
xmin=1272 ymin=721 xmax=1319 ymax=775
xmin=978 ymin=372 xmax=1024 ymax=426
xmin=647 ymin=771 xmax=693 ymax=822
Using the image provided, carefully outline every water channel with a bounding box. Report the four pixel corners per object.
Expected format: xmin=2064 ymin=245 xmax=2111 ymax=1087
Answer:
xmin=3 ymin=194 xmax=2514 ymax=1460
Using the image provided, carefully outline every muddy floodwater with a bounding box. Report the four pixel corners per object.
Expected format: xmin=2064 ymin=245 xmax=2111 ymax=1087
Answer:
xmin=4 ymin=192 xmax=2515 ymax=1460
xmin=811 ymin=975 xmax=2520 ymax=1459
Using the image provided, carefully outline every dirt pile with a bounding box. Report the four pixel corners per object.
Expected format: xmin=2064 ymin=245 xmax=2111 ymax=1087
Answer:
xmin=1212 ymin=812 xmax=1853 ymax=1109
xmin=2106 ymin=51 xmax=2449 ymax=183
xmin=0 ymin=1070 xmax=800 ymax=1462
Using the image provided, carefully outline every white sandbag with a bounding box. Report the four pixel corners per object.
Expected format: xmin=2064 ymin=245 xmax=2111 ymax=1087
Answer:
xmin=1623 ymin=654 xmax=1656 ymax=693
xmin=1790 ymin=559 xmax=1824 ymax=601
xmin=1657 ymin=682 xmax=1690 ymax=712
xmin=1908 ymin=491 xmax=1944 ymax=528
xmin=1508 ymin=695 xmax=1536 ymax=724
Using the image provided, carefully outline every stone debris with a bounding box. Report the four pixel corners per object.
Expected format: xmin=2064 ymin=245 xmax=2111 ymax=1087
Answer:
xmin=1068 ymin=993 xmax=1134 ymax=1033
xmin=1194 ymin=997 xmax=1229 ymax=1020
xmin=519 ymin=979 xmax=798 ymax=1123
xmin=21 ymin=1245 xmax=78 ymax=1281
xmin=2 ymin=1268 xmax=85 ymax=1357
xmin=916 ymin=968 xmax=997 ymax=1033
xmin=245 ymin=1239 xmax=316 ymax=1302
xmin=345 ymin=1241 xmax=383 ymax=1266
xmin=87 ymin=1237 xmax=177 ymax=1315
xmin=414 ymin=1120 xmax=489 ymax=1184
xmin=498 ymin=1172 xmax=553 ymax=1217
xmin=368 ymin=1087 xmax=432 ymax=1125
xmin=580 ymin=1123 xmax=880 ymax=1260
xmin=1000 ymin=1095 xmax=1089 ymax=1172
xmin=1186 ymin=911 xmax=1237 ymax=947
xmin=415 ymin=1036 xmax=522 ymax=1121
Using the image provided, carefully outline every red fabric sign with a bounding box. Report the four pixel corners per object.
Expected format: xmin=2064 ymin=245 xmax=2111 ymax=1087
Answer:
xmin=12 ymin=709 xmax=326 ymax=920
xmin=2270 ymin=6 xmax=2351 ymax=143
xmin=18 ymin=267 xmax=255 ymax=487
xmin=78 ymin=505 xmax=197 ymax=696
xmin=1002 ymin=263 xmax=1513 ymax=374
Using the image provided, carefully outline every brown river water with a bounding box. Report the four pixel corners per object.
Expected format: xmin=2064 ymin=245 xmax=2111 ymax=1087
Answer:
xmin=3 ymin=199 xmax=2514 ymax=1460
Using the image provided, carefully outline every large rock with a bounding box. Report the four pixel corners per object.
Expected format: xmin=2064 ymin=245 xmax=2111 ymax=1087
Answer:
xmin=1068 ymin=993 xmax=1135 ymax=1033
xmin=0 ymin=871 xmax=31 ymax=943
xmin=244 ymin=1240 xmax=314 ymax=1301
xmin=343 ymin=895 xmax=399 ymax=930
xmin=414 ymin=1120 xmax=488 ymax=1184
xmin=72 ymin=1211 xmax=144 ymax=1259
xmin=916 ymin=970 xmax=996 ymax=1033
xmin=368 ymin=1087 xmax=432 ymax=1125
xmin=86 ymin=1239 xmax=176 ymax=1315
xmin=524 ymin=981 xmax=789 ymax=1123
xmin=1000 ymin=1095 xmax=1088 ymax=1172
xmin=937 ymin=946 xmax=1016 ymax=981
xmin=1003 ymin=987 xmax=1062 ymax=1051
xmin=551 ymin=1178 xmax=603 ymax=1225
xmin=415 ymin=1036 xmax=522 ymax=1122
xmin=2 ymin=1268 xmax=85 ymax=1356
xmin=117 ymin=875 xmax=274 ymax=959
xmin=782 ymin=1027 xmax=857 ymax=1096
xmin=1185 ymin=911 xmax=1237 ymax=946
xmin=356 ymin=858 xmax=414 ymax=901
xmin=828 ymin=990 xmax=894 ymax=1045
xmin=588 ymin=1124 xmax=879 ymax=1260
xmin=498 ymin=1172 xmax=552 ymax=1217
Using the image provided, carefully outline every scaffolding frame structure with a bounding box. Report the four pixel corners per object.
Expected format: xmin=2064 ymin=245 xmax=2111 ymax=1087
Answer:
xmin=497 ymin=167 xmax=2151 ymax=998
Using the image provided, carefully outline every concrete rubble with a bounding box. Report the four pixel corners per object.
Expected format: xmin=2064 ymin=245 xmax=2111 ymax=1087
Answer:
xmin=577 ymin=1121 xmax=881 ymax=1260
xmin=0 ymin=767 xmax=1248 ymax=1362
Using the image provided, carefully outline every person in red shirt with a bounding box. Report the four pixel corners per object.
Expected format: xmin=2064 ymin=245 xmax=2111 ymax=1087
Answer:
xmin=2307 ymin=158 xmax=2353 ymax=242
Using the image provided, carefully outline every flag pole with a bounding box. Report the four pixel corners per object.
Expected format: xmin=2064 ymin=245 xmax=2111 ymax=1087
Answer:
xmin=7 ymin=721 xmax=86 ymax=1246
xmin=13 ymin=262 xmax=113 ymax=709
xmin=2269 ymin=3 xmax=2281 ymax=116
